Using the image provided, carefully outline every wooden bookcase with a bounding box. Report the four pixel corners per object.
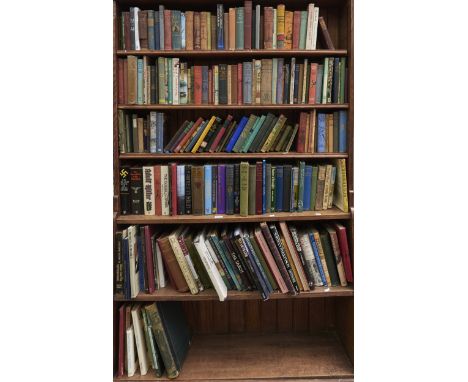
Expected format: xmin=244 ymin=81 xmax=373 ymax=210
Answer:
xmin=113 ymin=0 xmax=354 ymax=380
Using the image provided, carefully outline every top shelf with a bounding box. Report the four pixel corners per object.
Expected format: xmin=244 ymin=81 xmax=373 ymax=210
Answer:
xmin=116 ymin=49 xmax=348 ymax=58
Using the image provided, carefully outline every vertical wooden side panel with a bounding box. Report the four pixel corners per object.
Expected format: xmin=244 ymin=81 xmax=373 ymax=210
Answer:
xmin=292 ymin=299 xmax=309 ymax=333
xmin=212 ymin=301 xmax=230 ymax=334
xmin=325 ymin=7 xmax=339 ymax=49
xmin=196 ymin=301 xmax=214 ymax=334
xmin=113 ymin=0 xmax=120 ymax=214
xmin=276 ymin=299 xmax=293 ymax=333
xmin=260 ymin=300 xmax=277 ymax=333
xmin=325 ymin=298 xmax=336 ymax=330
xmin=308 ymin=298 xmax=326 ymax=332
xmin=244 ymin=300 xmax=261 ymax=333
xmin=336 ymin=297 xmax=354 ymax=363
xmin=229 ymin=301 xmax=245 ymax=333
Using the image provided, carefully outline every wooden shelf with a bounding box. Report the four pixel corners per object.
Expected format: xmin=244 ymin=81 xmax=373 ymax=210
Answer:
xmin=116 ymin=49 xmax=348 ymax=58
xmin=115 ymin=285 xmax=354 ymax=301
xmin=114 ymin=332 xmax=353 ymax=381
xmin=117 ymin=104 xmax=349 ymax=110
xmin=120 ymin=152 xmax=348 ymax=160
xmin=116 ymin=208 xmax=350 ymax=225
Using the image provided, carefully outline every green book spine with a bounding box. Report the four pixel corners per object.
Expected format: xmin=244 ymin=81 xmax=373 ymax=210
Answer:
xmin=326 ymin=58 xmax=334 ymax=104
xmin=274 ymin=124 xmax=292 ymax=152
xmin=241 ymin=114 xmax=265 ymax=152
xmin=167 ymin=58 xmax=173 ymax=104
xmin=185 ymin=236 xmax=212 ymax=288
xmin=319 ymin=230 xmax=340 ymax=286
xmin=271 ymin=58 xmax=278 ymax=104
xmin=236 ymin=7 xmax=244 ymax=49
xmin=137 ymin=58 xmax=144 ymax=104
xmin=339 ymin=57 xmax=346 ymax=103
xmin=298 ymin=161 xmax=305 ymax=212
xmin=250 ymin=233 xmax=277 ymax=290
xmin=249 ymin=113 xmax=274 ymax=153
xmin=125 ymin=113 xmax=132 ymax=152
xmin=270 ymin=166 xmax=276 ymax=212
xmin=310 ymin=166 xmax=318 ymax=211
xmin=118 ymin=110 xmax=126 ymax=153
xmin=233 ymin=114 xmax=256 ymax=153
xmin=240 ymin=162 xmax=249 ymax=216
xmin=158 ymin=58 xmax=166 ymax=104
xmin=299 ymin=11 xmax=308 ymax=49
xmin=248 ymin=165 xmax=256 ymax=215
xmin=261 ymin=115 xmax=287 ymax=152
xmin=322 ymin=57 xmax=329 ymax=104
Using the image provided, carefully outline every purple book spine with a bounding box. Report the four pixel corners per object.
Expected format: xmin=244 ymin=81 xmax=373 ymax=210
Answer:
xmin=217 ymin=164 xmax=226 ymax=214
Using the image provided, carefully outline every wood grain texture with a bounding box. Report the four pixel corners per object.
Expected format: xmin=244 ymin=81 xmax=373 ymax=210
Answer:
xmin=293 ymin=299 xmax=309 ymax=332
xmin=117 ymin=49 xmax=348 ymax=57
xmin=120 ymin=152 xmax=348 ymax=160
xmin=244 ymin=300 xmax=261 ymax=332
xmin=228 ymin=301 xmax=245 ymax=333
xmin=260 ymin=300 xmax=277 ymax=333
xmin=114 ymin=333 xmax=353 ymax=381
xmin=118 ymin=103 xmax=349 ymax=110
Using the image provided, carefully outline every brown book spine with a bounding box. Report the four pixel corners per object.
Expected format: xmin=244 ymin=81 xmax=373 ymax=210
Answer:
xmin=123 ymin=12 xmax=131 ymax=50
xmin=260 ymin=59 xmax=272 ymax=104
xmin=308 ymin=63 xmax=318 ymax=104
xmin=296 ymin=112 xmax=307 ymax=152
xmin=263 ymin=7 xmax=273 ymax=49
xmin=185 ymin=11 xmax=194 ymax=50
xmin=315 ymin=165 xmax=326 ymax=210
xmin=211 ymin=14 xmax=217 ymax=50
xmin=284 ymin=11 xmax=293 ymax=49
xmin=307 ymin=110 xmax=316 ymax=152
xmin=175 ymin=117 xmax=203 ymax=153
xmin=228 ymin=8 xmax=235 ymax=50
xmin=153 ymin=165 xmax=162 ymax=215
xmin=231 ymin=65 xmax=238 ymax=105
xmin=208 ymin=68 xmax=213 ymax=104
xmin=255 ymin=162 xmax=263 ymax=214
xmin=327 ymin=114 xmax=334 ymax=152
xmin=237 ymin=63 xmax=243 ymax=104
xmin=194 ymin=12 xmax=201 ymax=49
xmin=138 ymin=10 xmax=148 ymax=49
xmin=244 ymin=1 xmax=252 ymax=49
xmin=127 ymin=56 xmax=137 ymax=104
xmin=318 ymin=16 xmax=335 ymax=49
xmin=118 ymin=59 xmax=125 ymax=104
xmin=164 ymin=10 xmax=172 ymax=50
xmin=123 ymin=59 xmax=128 ymax=103
xmin=223 ymin=13 xmax=229 ymax=49
xmin=191 ymin=166 xmax=204 ymax=215
xmin=200 ymin=12 xmax=208 ymax=50
xmin=194 ymin=66 xmax=202 ymax=104
xmin=292 ymin=11 xmax=300 ymax=49
xmin=170 ymin=163 xmax=177 ymax=216
xmin=157 ymin=237 xmax=189 ymax=292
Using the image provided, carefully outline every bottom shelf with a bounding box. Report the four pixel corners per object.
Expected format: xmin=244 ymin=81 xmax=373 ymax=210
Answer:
xmin=115 ymin=332 xmax=353 ymax=381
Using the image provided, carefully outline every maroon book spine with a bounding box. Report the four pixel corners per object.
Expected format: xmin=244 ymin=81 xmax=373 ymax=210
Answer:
xmin=334 ymin=223 xmax=354 ymax=282
xmin=144 ymin=226 xmax=156 ymax=293
xmin=118 ymin=59 xmax=125 ymax=104
xmin=255 ymin=161 xmax=263 ymax=215
xmin=292 ymin=11 xmax=301 ymax=49
xmin=208 ymin=68 xmax=213 ymax=104
xmin=210 ymin=115 xmax=233 ymax=152
xmin=124 ymin=12 xmax=131 ymax=50
xmin=164 ymin=10 xmax=172 ymax=49
xmin=194 ymin=66 xmax=202 ymax=104
xmin=118 ymin=305 xmax=125 ymax=376
xmin=244 ymin=1 xmax=252 ymax=49
xmin=170 ymin=163 xmax=178 ymax=215
xmin=296 ymin=112 xmax=307 ymax=152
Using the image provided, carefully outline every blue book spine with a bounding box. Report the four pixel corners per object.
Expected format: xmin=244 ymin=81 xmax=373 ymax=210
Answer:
xmin=156 ymin=112 xmax=164 ymax=153
xmin=154 ymin=11 xmax=160 ymax=50
xmin=137 ymin=235 xmax=145 ymax=291
xmin=217 ymin=4 xmax=224 ymax=49
xmin=290 ymin=169 xmax=295 ymax=211
xmin=181 ymin=13 xmax=186 ymax=49
xmin=338 ymin=111 xmax=347 ymax=152
xmin=186 ymin=120 xmax=208 ymax=152
xmin=122 ymin=238 xmax=131 ymax=299
xmin=226 ymin=116 xmax=248 ymax=152
xmin=317 ymin=113 xmax=327 ymax=153
xmin=158 ymin=6 xmax=165 ymax=50
xmin=316 ymin=64 xmax=324 ymax=104
xmin=171 ymin=11 xmax=181 ymax=50
xmin=262 ymin=160 xmax=266 ymax=214
xmin=243 ymin=62 xmax=252 ymax=104
xmin=293 ymin=63 xmax=300 ymax=103
xmin=243 ymin=236 xmax=271 ymax=298
xmin=137 ymin=59 xmax=143 ymax=104
xmin=276 ymin=58 xmax=284 ymax=104
xmin=202 ymin=66 xmax=209 ymax=104
xmin=217 ymin=164 xmax=226 ymax=214
xmin=303 ymin=166 xmax=312 ymax=211
xmin=275 ymin=166 xmax=284 ymax=212
xmin=148 ymin=10 xmax=155 ymax=50
xmin=309 ymin=233 xmax=328 ymax=286
xmin=204 ymin=165 xmax=212 ymax=215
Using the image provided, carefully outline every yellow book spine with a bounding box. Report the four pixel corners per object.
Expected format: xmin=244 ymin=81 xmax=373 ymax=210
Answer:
xmin=276 ymin=5 xmax=285 ymax=48
xmin=168 ymin=234 xmax=199 ymax=294
xmin=339 ymin=159 xmax=349 ymax=212
xmin=261 ymin=115 xmax=286 ymax=152
xmin=191 ymin=116 xmax=216 ymax=153
xmin=280 ymin=236 xmax=303 ymax=290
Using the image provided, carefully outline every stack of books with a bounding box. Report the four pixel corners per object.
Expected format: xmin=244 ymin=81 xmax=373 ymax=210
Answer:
xmin=117 ymin=301 xmax=191 ymax=378
xmin=117 ymin=56 xmax=347 ymax=105
xmin=119 ymin=3 xmax=336 ymax=51
xmin=115 ymin=222 xmax=354 ymax=301
xmin=119 ymin=159 xmax=349 ymax=216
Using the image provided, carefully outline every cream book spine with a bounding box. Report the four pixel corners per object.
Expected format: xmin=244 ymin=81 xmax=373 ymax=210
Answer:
xmin=311 ymin=7 xmax=319 ymax=50
xmin=172 ymin=58 xmax=180 ymax=105
xmin=126 ymin=325 xmax=137 ymax=377
xmin=143 ymin=166 xmax=155 ymax=215
xmin=127 ymin=225 xmax=140 ymax=298
xmin=168 ymin=230 xmax=199 ymax=294
xmin=305 ymin=4 xmax=315 ymax=49
xmin=160 ymin=165 xmax=170 ymax=216
xmin=299 ymin=231 xmax=323 ymax=286
xmin=131 ymin=306 xmax=149 ymax=375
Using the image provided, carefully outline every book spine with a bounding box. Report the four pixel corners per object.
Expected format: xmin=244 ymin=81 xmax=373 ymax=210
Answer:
xmin=244 ymin=1 xmax=252 ymax=49
xmin=289 ymin=227 xmax=315 ymax=288
xmin=204 ymin=165 xmax=212 ymax=215
xmin=143 ymin=166 xmax=155 ymax=215
xmin=255 ymin=162 xmax=263 ymax=215
xmin=226 ymin=164 xmax=235 ymax=214
xmin=120 ymin=166 xmax=131 ymax=215
xmin=184 ymin=165 xmax=192 ymax=214
xmin=217 ymin=4 xmax=225 ymax=49
xmin=276 ymin=5 xmax=285 ymax=48
xmin=194 ymin=12 xmax=201 ymax=49
xmin=235 ymin=7 xmax=244 ymax=49
xmin=163 ymin=10 xmax=172 ymax=49
xmin=217 ymin=164 xmax=226 ymax=214
xmin=130 ymin=167 xmax=144 ymax=214
xmin=161 ymin=166 xmax=170 ymax=215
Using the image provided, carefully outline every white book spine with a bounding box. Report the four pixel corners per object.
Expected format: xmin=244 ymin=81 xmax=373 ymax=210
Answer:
xmin=194 ymin=234 xmax=227 ymax=301
xmin=289 ymin=58 xmax=295 ymax=104
xmin=172 ymin=58 xmax=180 ymax=105
xmin=150 ymin=112 xmax=157 ymax=153
xmin=184 ymin=251 xmax=204 ymax=291
xmin=131 ymin=308 xmax=149 ymax=375
xmin=272 ymin=9 xmax=277 ymax=49
xmin=311 ymin=7 xmax=319 ymax=50
xmin=214 ymin=65 xmax=219 ymax=105
xmin=128 ymin=226 xmax=140 ymax=297
xmin=255 ymin=5 xmax=260 ymax=49
xmin=322 ymin=57 xmax=329 ymax=104
xmin=305 ymin=4 xmax=314 ymax=50
xmin=134 ymin=8 xmax=141 ymax=50
xmin=126 ymin=326 xmax=137 ymax=377
xmin=143 ymin=166 xmax=155 ymax=215
xmin=155 ymin=243 xmax=166 ymax=288
xmin=299 ymin=232 xmax=323 ymax=286
xmin=160 ymin=166 xmax=170 ymax=216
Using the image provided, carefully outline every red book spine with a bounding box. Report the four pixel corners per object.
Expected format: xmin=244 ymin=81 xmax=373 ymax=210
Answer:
xmin=308 ymin=63 xmax=318 ymax=104
xmin=194 ymin=66 xmax=202 ymax=104
xmin=208 ymin=68 xmax=213 ymax=104
xmin=263 ymin=7 xmax=273 ymax=49
xmin=123 ymin=59 xmax=128 ymax=103
xmin=164 ymin=10 xmax=172 ymax=50
xmin=118 ymin=59 xmax=125 ymax=104
xmin=153 ymin=165 xmax=162 ymax=215
xmin=210 ymin=115 xmax=233 ymax=152
xmin=175 ymin=117 xmax=203 ymax=152
xmin=335 ymin=224 xmax=354 ymax=282
xmin=255 ymin=161 xmax=263 ymax=215
xmin=237 ymin=63 xmax=243 ymax=104
xmin=144 ymin=226 xmax=156 ymax=293
xmin=244 ymin=1 xmax=252 ymax=49
xmin=292 ymin=11 xmax=301 ymax=49
xmin=124 ymin=12 xmax=131 ymax=50
xmin=296 ymin=112 xmax=307 ymax=152
xmin=170 ymin=163 xmax=178 ymax=215
xmin=118 ymin=305 xmax=125 ymax=376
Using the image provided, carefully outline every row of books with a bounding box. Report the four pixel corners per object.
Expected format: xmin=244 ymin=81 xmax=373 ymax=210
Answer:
xmin=115 ymin=221 xmax=354 ymax=301
xmin=119 ymin=159 xmax=348 ymax=216
xmin=117 ymin=302 xmax=190 ymax=378
xmin=117 ymin=56 xmax=347 ymax=105
xmin=119 ymin=3 xmax=335 ymax=52
xmin=119 ymin=111 xmax=347 ymax=154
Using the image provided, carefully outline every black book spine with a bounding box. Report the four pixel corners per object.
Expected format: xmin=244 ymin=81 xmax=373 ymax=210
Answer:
xmin=130 ymin=167 xmax=144 ymax=215
xmin=184 ymin=165 xmax=192 ymax=214
xmin=230 ymin=237 xmax=255 ymax=289
xmin=143 ymin=119 xmax=149 ymax=152
xmin=115 ymin=232 xmax=124 ymax=294
xmin=139 ymin=226 xmax=149 ymax=293
xmin=282 ymin=165 xmax=292 ymax=212
xmin=217 ymin=120 xmax=237 ymax=152
xmin=120 ymin=166 xmax=131 ymax=215
xmin=226 ymin=164 xmax=234 ymax=214
xmin=250 ymin=114 xmax=277 ymax=153
xmin=212 ymin=165 xmax=218 ymax=213
xmin=269 ymin=224 xmax=300 ymax=293
xmin=208 ymin=236 xmax=235 ymax=290
xmin=218 ymin=64 xmax=228 ymax=104
xmin=233 ymin=163 xmax=240 ymax=214
xmin=222 ymin=236 xmax=251 ymax=290
xmin=150 ymin=65 xmax=158 ymax=104
xmin=130 ymin=7 xmax=136 ymax=50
